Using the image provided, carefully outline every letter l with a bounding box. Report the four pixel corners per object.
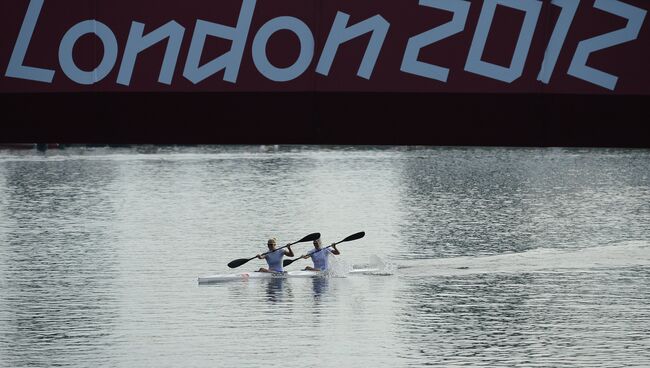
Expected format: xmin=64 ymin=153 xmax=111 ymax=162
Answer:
xmin=5 ymin=0 xmax=55 ymax=83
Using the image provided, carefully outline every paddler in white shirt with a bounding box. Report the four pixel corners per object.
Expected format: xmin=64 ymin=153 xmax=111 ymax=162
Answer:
xmin=256 ymin=238 xmax=294 ymax=273
xmin=303 ymin=238 xmax=340 ymax=271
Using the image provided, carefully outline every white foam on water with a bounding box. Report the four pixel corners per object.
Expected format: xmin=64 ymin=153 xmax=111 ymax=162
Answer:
xmin=346 ymin=255 xmax=397 ymax=276
xmin=399 ymin=241 xmax=650 ymax=277
xmin=327 ymin=253 xmax=352 ymax=277
xmin=325 ymin=252 xmax=398 ymax=277
xmin=367 ymin=254 xmax=397 ymax=275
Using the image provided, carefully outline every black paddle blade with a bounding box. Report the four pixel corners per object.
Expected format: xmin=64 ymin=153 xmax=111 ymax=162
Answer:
xmin=227 ymin=258 xmax=250 ymax=269
xmin=297 ymin=232 xmax=321 ymax=243
xmin=341 ymin=231 xmax=365 ymax=242
xmin=283 ymin=258 xmax=298 ymax=267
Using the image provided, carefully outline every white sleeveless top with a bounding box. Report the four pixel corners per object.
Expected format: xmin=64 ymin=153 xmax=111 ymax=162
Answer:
xmin=308 ymin=248 xmax=332 ymax=270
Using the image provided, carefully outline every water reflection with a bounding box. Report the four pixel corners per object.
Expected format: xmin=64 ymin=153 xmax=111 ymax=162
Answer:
xmin=395 ymin=273 xmax=545 ymax=365
xmin=264 ymin=277 xmax=291 ymax=303
xmin=0 ymin=158 xmax=119 ymax=367
xmin=395 ymin=270 xmax=650 ymax=366
xmin=397 ymin=148 xmax=650 ymax=259
xmin=311 ymin=277 xmax=329 ymax=299
xmin=397 ymin=148 xmax=541 ymax=259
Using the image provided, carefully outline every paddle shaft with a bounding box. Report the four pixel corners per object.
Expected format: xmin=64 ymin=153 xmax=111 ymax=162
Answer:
xmin=284 ymin=231 xmax=365 ymax=267
xmin=306 ymin=242 xmax=339 ymax=256
xmin=284 ymin=244 xmax=338 ymax=267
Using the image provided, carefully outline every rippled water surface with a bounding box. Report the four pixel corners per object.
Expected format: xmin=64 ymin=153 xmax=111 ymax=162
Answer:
xmin=1 ymin=146 xmax=649 ymax=367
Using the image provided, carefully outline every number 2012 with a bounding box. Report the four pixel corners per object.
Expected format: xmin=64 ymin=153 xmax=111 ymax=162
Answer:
xmin=401 ymin=0 xmax=647 ymax=90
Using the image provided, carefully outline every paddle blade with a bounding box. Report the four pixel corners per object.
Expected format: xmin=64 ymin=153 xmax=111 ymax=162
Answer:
xmin=283 ymin=258 xmax=298 ymax=267
xmin=341 ymin=231 xmax=365 ymax=243
xmin=297 ymin=232 xmax=321 ymax=243
xmin=227 ymin=258 xmax=250 ymax=269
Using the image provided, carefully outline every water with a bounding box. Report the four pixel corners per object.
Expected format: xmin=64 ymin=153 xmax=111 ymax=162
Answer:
xmin=0 ymin=146 xmax=649 ymax=367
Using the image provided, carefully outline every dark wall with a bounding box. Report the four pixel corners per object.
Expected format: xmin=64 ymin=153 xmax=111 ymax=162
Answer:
xmin=3 ymin=92 xmax=649 ymax=147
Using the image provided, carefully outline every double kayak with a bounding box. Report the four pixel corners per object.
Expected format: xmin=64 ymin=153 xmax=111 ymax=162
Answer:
xmin=198 ymin=268 xmax=379 ymax=284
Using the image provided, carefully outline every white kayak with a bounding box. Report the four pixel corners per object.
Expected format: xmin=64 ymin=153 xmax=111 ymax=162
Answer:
xmin=198 ymin=268 xmax=379 ymax=284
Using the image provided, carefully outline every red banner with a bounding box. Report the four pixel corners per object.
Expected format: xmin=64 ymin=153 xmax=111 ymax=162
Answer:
xmin=1 ymin=0 xmax=648 ymax=94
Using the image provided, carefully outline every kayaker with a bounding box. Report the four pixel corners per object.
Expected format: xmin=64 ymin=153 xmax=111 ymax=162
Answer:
xmin=256 ymin=238 xmax=294 ymax=273
xmin=303 ymin=238 xmax=340 ymax=271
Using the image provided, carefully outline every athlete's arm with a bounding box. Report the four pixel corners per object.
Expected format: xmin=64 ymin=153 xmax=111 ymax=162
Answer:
xmin=331 ymin=244 xmax=340 ymax=255
xmin=284 ymin=245 xmax=294 ymax=257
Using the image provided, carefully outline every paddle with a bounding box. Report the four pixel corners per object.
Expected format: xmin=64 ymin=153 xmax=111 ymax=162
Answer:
xmin=283 ymin=231 xmax=365 ymax=268
xmin=227 ymin=233 xmax=320 ymax=269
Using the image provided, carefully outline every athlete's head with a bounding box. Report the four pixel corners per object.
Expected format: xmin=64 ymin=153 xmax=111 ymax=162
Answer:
xmin=313 ymin=238 xmax=322 ymax=249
